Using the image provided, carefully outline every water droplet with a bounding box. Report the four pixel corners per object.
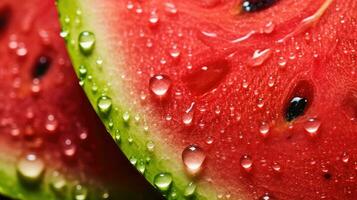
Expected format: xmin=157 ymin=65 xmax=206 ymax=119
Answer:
xmin=122 ymin=111 xmax=130 ymax=123
xmin=304 ymin=117 xmax=321 ymax=137
xmin=17 ymin=153 xmax=45 ymax=184
xmin=62 ymin=138 xmax=76 ymax=157
xmin=78 ymin=65 xmax=87 ymax=79
xmin=206 ymin=136 xmax=214 ymax=145
xmin=101 ymin=190 xmax=110 ymax=199
xmin=149 ymin=11 xmax=159 ymax=26
xmin=50 ymin=171 xmax=67 ymax=195
xmin=182 ymin=103 xmax=195 ymax=126
xmin=72 ymin=184 xmax=88 ymax=200
xmin=97 ymin=96 xmax=112 ymax=115
xmin=147 ymin=141 xmax=155 ymax=152
xmin=154 ymin=173 xmax=172 ymax=192
xmin=149 ymin=74 xmax=172 ymax=98
xmin=164 ymin=2 xmax=178 ymax=14
xmin=272 ymin=162 xmax=281 ymax=172
xmin=169 ymin=47 xmax=181 ymax=59
xmin=136 ymin=160 xmax=146 ymax=174
xmin=184 ymin=182 xmax=196 ymax=197
xmin=278 ymin=57 xmax=287 ymax=68
xmin=240 ymin=154 xmax=253 ymax=172
xmin=182 ymin=144 xmax=206 ymax=175
xmin=78 ymin=31 xmax=95 ymax=55
xmin=60 ymin=30 xmax=69 ymax=39
xmin=257 ymin=98 xmax=265 ymax=108
xmin=45 ymin=114 xmax=58 ymax=132
xmin=260 ymin=193 xmax=274 ymax=200
xmin=261 ymin=21 xmax=275 ymax=34
xmin=248 ymin=49 xmax=271 ymax=67
xmin=259 ymin=122 xmax=270 ymax=137
xmin=127 ymin=1 xmax=134 ymax=10
xmin=341 ymin=152 xmax=349 ymax=163
xmin=17 ymin=45 xmax=28 ymax=57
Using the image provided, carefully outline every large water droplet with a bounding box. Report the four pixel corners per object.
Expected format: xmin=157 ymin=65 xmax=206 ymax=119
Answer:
xmin=182 ymin=145 xmax=206 ymax=175
xmin=97 ymin=96 xmax=112 ymax=115
xmin=240 ymin=154 xmax=253 ymax=172
xmin=149 ymin=74 xmax=172 ymax=98
xmin=78 ymin=31 xmax=95 ymax=55
xmin=154 ymin=173 xmax=173 ymax=192
xmin=17 ymin=153 xmax=45 ymax=185
xmin=304 ymin=117 xmax=321 ymax=137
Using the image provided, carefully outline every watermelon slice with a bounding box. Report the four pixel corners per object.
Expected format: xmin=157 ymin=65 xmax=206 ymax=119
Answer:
xmin=0 ymin=0 xmax=161 ymax=199
xmin=57 ymin=0 xmax=357 ymax=199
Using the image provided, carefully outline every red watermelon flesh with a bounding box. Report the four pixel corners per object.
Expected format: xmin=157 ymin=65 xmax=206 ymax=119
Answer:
xmin=58 ymin=0 xmax=357 ymax=199
xmin=0 ymin=0 xmax=161 ymax=199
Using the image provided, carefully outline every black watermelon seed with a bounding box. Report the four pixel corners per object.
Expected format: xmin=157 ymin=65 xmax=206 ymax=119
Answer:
xmin=242 ymin=0 xmax=278 ymax=12
xmin=285 ymin=97 xmax=308 ymax=121
xmin=32 ymin=55 xmax=52 ymax=79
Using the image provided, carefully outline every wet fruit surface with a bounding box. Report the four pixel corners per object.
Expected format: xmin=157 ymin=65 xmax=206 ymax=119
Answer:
xmin=0 ymin=0 xmax=161 ymax=199
xmin=87 ymin=0 xmax=356 ymax=199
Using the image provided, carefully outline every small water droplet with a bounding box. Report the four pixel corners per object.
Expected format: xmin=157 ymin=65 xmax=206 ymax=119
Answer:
xmin=182 ymin=103 xmax=195 ymax=126
xmin=184 ymin=182 xmax=196 ymax=197
xmin=78 ymin=65 xmax=87 ymax=79
xmin=169 ymin=47 xmax=181 ymax=59
xmin=50 ymin=171 xmax=67 ymax=195
xmin=259 ymin=122 xmax=270 ymax=137
xmin=146 ymin=141 xmax=155 ymax=152
xmin=261 ymin=21 xmax=275 ymax=34
xmin=240 ymin=154 xmax=253 ymax=172
xmin=78 ymin=31 xmax=95 ymax=55
xmin=122 ymin=111 xmax=130 ymax=123
xmin=260 ymin=193 xmax=274 ymax=200
xmin=272 ymin=162 xmax=281 ymax=172
xmin=248 ymin=49 xmax=271 ymax=67
xmin=341 ymin=152 xmax=349 ymax=163
xmin=72 ymin=184 xmax=88 ymax=200
xmin=149 ymin=74 xmax=172 ymax=98
xmin=60 ymin=30 xmax=69 ymax=39
xmin=278 ymin=57 xmax=287 ymax=68
xmin=182 ymin=144 xmax=206 ymax=175
xmin=257 ymin=98 xmax=265 ymax=108
xmin=154 ymin=173 xmax=173 ymax=192
xmin=136 ymin=160 xmax=146 ymax=174
xmin=164 ymin=2 xmax=178 ymax=15
xmin=17 ymin=153 xmax=45 ymax=184
xmin=45 ymin=114 xmax=58 ymax=133
xmin=149 ymin=11 xmax=159 ymax=26
xmin=206 ymin=136 xmax=214 ymax=145
xmin=97 ymin=96 xmax=112 ymax=115
xmin=62 ymin=138 xmax=76 ymax=157
xmin=304 ymin=117 xmax=321 ymax=137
